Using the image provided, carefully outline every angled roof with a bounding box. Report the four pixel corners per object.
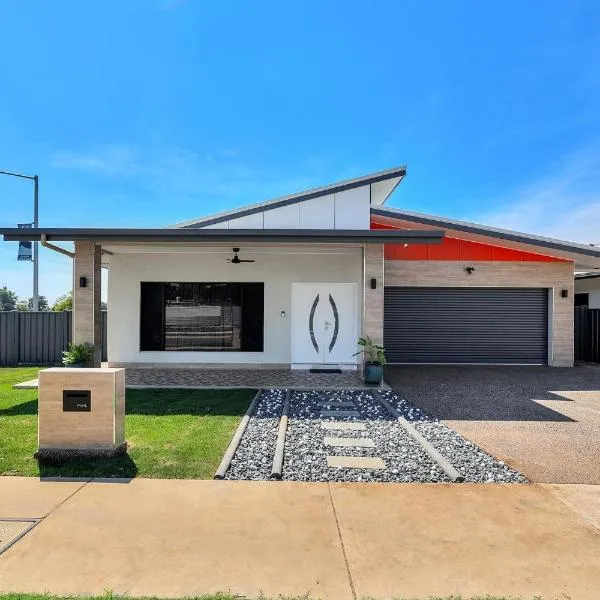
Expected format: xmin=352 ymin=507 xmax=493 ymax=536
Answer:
xmin=171 ymin=165 xmax=406 ymax=229
xmin=372 ymin=206 xmax=600 ymax=260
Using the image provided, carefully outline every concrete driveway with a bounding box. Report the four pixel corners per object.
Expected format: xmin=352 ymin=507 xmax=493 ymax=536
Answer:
xmin=385 ymin=364 xmax=600 ymax=484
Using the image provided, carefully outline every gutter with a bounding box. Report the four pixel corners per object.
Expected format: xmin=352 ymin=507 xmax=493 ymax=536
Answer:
xmin=2 ymin=228 xmax=444 ymax=245
xmin=41 ymin=234 xmax=74 ymax=258
xmin=40 ymin=234 xmax=113 ymax=258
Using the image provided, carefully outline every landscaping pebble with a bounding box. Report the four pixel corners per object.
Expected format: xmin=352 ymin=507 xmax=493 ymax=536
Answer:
xmin=282 ymin=390 xmax=448 ymax=483
xmin=223 ymin=388 xmax=527 ymax=483
xmin=378 ymin=389 xmax=528 ymax=483
xmin=224 ymin=389 xmax=285 ymax=480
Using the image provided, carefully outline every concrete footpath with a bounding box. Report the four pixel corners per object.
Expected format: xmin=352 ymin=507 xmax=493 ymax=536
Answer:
xmin=0 ymin=477 xmax=599 ymax=600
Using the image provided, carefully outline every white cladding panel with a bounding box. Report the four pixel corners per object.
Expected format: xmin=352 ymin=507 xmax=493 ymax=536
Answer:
xmin=107 ymin=247 xmax=363 ymax=365
xmin=201 ymin=222 xmax=228 ymax=229
xmin=197 ymin=183 xmax=373 ymax=230
xmin=227 ymin=212 xmax=264 ymax=228
xmin=263 ymin=203 xmax=300 ymax=228
xmin=371 ymin=177 xmax=401 ymax=206
xmin=299 ymin=194 xmax=335 ymax=229
xmin=334 ymin=187 xmax=371 ymax=229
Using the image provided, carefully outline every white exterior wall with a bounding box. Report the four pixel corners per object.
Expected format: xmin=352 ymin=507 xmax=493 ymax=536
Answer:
xmin=575 ymin=277 xmax=600 ymax=309
xmin=107 ymin=246 xmax=363 ymax=365
xmin=200 ymin=187 xmax=371 ymax=230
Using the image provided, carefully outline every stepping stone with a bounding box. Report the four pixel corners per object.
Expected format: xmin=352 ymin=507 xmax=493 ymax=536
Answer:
xmin=318 ymin=401 xmax=356 ymax=408
xmin=320 ymin=410 xmax=360 ymax=418
xmin=321 ymin=421 xmax=367 ymax=431
xmin=324 ymin=436 xmax=375 ymax=448
xmin=327 ymin=456 xmax=386 ymax=470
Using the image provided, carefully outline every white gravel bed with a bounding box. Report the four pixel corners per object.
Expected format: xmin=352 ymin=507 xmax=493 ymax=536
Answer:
xmin=379 ymin=389 xmax=528 ymax=483
xmin=224 ymin=389 xmax=285 ymax=480
xmin=282 ymin=390 xmax=448 ymax=483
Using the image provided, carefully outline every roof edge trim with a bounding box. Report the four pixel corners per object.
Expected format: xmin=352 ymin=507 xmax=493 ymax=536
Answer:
xmin=0 ymin=227 xmax=443 ymax=245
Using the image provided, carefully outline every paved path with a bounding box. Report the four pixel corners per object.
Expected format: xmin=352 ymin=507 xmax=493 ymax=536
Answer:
xmin=319 ymin=395 xmax=387 ymax=471
xmin=0 ymin=477 xmax=599 ymax=599
xmin=14 ymin=369 xmax=372 ymax=391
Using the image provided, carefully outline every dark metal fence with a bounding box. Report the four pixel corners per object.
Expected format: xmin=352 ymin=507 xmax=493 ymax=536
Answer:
xmin=575 ymin=306 xmax=600 ymax=363
xmin=0 ymin=311 xmax=107 ymax=366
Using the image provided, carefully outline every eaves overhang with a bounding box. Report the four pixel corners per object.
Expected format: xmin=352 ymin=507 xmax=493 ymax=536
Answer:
xmin=372 ymin=207 xmax=600 ymax=260
xmin=0 ymin=227 xmax=444 ymax=245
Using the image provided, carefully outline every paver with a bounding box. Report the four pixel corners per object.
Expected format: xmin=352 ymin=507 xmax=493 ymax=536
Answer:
xmin=320 ymin=410 xmax=361 ymax=418
xmin=319 ymin=401 xmax=356 ymax=408
xmin=324 ymin=437 xmax=375 ymax=448
xmin=327 ymin=456 xmax=386 ymax=469
xmin=321 ymin=421 xmax=367 ymax=431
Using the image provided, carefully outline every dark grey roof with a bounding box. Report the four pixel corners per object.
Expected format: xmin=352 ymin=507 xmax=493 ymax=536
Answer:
xmin=0 ymin=227 xmax=443 ymax=245
xmin=372 ymin=206 xmax=600 ymax=259
xmin=172 ymin=165 xmax=407 ymax=228
xmin=575 ymin=272 xmax=600 ymax=280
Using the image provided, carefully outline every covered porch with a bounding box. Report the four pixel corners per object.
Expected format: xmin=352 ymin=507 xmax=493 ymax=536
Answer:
xmin=4 ymin=227 xmax=441 ymax=370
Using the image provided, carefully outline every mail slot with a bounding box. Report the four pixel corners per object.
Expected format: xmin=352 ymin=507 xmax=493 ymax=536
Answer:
xmin=63 ymin=390 xmax=91 ymax=412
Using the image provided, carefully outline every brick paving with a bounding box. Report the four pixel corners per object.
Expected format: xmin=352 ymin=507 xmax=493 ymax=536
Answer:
xmin=125 ymin=367 xmax=366 ymax=389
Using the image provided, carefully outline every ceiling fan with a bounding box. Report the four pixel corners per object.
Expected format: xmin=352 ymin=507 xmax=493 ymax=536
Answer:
xmin=227 ymin=248 xmax=255 ymax=264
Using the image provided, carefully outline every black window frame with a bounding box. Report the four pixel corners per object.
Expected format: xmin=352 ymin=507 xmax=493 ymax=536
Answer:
xmin=140 ymin=281 xmax=264 ymax=352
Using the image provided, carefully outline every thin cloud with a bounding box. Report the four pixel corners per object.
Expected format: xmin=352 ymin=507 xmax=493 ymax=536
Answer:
xmin=468 ymin=147 xmax=600 ymax=245
xmin=51 ymin=145 xmax=139 ymax=176
xmin=48 ymin=144 xmax=329 ymax=220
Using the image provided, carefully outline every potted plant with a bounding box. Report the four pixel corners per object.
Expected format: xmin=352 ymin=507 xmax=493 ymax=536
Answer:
xmin=62 ymin=342 xmax=95 ymax=368
xmin=354 ymin=336 xmax=386 ymax=384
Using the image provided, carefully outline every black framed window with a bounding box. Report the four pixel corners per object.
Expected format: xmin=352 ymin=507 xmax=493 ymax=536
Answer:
xmin=140 ymin=282 xmax=264 ymax=352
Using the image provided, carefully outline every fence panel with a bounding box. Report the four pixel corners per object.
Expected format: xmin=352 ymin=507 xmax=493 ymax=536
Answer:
xmin=574 ymin=306 xmax=600 ymax=364
xmin=0 ymin=312 xmax=19 ymax=366
xmin=0 ymin=311 xmax=107 ymax=366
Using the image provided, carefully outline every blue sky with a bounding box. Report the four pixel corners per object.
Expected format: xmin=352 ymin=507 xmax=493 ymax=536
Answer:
xmin=1 ymin=0 xmax=600 ymax=302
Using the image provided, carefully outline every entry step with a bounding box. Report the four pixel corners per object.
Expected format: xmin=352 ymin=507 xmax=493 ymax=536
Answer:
xmin=324 ymin=437 xmax=375 ymax=448
xmin=318 ymin=401 xmax=356 ymax=408
xmin=327 ymin=456 xmax=386 ymax=470
xmin=321 ymin=422 xmax=367 ymax=431
xmin=320 ymin=410 xmax=360 ymax=418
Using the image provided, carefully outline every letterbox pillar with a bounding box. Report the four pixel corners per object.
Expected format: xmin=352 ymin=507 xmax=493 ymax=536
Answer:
xmin=36 ymin=367 xmax=126 ymax=462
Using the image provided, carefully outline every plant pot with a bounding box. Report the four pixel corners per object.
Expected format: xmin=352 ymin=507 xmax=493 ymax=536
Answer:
xmin=64 ymin=362 xmax=85 ymax=368
xmin=363 ymin=362 xmax=383 ymax=385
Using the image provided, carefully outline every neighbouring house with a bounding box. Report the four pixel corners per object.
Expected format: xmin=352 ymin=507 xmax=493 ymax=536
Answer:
xmin=3 ymin=165 xmax=600 ymax=369
xmin=575 ymin=273 xmax=600 ymax=308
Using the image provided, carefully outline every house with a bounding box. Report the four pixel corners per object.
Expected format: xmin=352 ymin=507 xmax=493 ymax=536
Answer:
xmin=3 ymin=165 xmax=600 ymax=369
xmin=575 ymin=273 xmax=600 ymax=308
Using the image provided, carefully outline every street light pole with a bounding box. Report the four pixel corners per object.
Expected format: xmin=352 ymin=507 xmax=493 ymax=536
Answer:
xmin=0 ymin=169 xmax=39 ymax=310
xmin=33 ymin=175 xmax=39 ymax=311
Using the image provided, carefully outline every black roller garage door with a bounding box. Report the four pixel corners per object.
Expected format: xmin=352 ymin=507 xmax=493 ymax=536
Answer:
xmin=384 ymin=287 xmax=548 ymax=364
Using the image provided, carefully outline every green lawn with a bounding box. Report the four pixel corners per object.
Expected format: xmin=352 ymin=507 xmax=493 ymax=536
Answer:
xmin=0 ymin=367 xmax=254 ymax=479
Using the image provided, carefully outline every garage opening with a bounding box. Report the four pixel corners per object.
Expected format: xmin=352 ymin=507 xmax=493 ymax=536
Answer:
xmin=384 ymin=287 xmax=549 ymax=364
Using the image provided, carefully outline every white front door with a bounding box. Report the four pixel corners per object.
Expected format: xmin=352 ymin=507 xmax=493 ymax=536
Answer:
xmin=291 ymin=283 xmax=357 ymax=365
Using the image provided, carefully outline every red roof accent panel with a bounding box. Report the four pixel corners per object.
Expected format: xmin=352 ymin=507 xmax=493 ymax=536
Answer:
xmin=371 ymin=220 xmax=569 ymax=262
